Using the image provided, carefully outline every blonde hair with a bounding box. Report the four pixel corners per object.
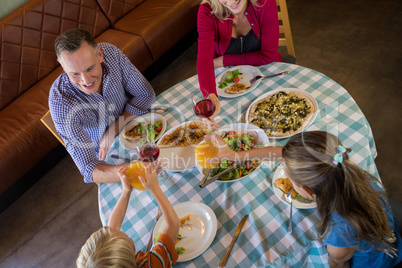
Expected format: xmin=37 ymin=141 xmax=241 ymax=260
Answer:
xmin=282 ymin=131 xmax=397 ymax=257
xmin=76 ymin=226 xmax=138 ymax=268
xmin=201 ymin=0 xmax=261 ymax=21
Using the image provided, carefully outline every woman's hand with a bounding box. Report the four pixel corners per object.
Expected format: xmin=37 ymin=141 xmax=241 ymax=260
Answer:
xmin=213 ymin=56 xmax=224 ymax=68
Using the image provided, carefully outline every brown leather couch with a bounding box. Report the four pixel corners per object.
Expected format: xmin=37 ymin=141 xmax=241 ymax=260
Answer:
xmin=0 ymin=0 xmax=200 ymax=195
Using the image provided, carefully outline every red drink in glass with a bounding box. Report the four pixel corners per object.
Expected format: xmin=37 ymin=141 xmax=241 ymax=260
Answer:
xmin=194 ymin=99 xmax=215 ymax=118
xmin=139 ymin=145 xmax=160 ymax=162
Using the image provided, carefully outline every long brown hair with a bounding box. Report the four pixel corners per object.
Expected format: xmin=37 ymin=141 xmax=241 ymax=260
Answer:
xmin=282 ymin=131 xmax=396 ymax=257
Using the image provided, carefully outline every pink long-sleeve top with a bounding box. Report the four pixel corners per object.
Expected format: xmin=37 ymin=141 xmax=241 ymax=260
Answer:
xmin=197 ymin=0 xmax=282 ymax=96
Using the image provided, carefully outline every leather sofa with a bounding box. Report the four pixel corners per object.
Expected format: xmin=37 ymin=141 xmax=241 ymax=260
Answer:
xmin=0 ymin=0 xmax=201 ymax=195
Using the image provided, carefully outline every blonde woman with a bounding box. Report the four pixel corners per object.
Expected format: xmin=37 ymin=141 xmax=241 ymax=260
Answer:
xmin=197 ymin=0 xmax=282 ymax=98
xmin=76 ymin=163 xmax=180 ymax=268
xmin=205 ymin=131 xmax=402 ymax=267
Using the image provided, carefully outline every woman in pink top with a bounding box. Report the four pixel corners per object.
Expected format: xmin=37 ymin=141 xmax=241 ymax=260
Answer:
xmin=197 ymin=0 xmax=282 ymax=98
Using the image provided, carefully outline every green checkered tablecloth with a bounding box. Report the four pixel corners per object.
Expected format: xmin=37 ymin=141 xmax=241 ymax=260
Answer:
xmin=98 ymin=62 xmax=378 ymax=267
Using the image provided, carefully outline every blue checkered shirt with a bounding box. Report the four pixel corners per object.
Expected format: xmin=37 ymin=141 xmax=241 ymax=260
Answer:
xmin=49 ymin=43 xmax=155 ymax=183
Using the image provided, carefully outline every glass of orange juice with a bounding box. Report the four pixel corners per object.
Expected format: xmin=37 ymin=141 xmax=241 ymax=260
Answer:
xmin=125 ymin=161 xmax=147 ymax=191
xmin=195 ymin=141 xmax=220 ymax=169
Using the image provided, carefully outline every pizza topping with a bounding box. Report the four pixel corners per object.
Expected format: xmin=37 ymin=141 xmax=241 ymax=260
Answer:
xmin=249 ymin=91 xmax=313 ymax=136
xmin=159 ymin=122 xmax=208 ymax=147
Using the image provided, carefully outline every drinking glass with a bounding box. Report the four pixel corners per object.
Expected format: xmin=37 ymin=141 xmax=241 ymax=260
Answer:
xmin=135 ymin=136 xmax=168 ymax=179
xmin=191 ymin=92 xmax=216 ymax=119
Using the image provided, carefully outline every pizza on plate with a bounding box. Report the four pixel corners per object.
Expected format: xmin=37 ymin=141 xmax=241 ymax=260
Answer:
xmin=248 ymin=91 xmax=314 ymax=137
xmin=159 ymin=122 xmax=208 ymax=147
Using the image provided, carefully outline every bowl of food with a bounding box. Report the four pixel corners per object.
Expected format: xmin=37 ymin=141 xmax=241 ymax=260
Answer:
xmin=119 ymin=113 xmax=166 ymax=150
xmin=196 ymin=123 xmax=269 ymax=183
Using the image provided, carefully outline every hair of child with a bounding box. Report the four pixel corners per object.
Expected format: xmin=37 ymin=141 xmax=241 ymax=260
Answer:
xmin=282 ymin=131 xmax=397 ymax=257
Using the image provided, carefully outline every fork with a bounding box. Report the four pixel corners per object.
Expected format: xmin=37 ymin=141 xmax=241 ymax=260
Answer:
xmin=249 ymin=71 xmax=290 ymax=85
xmin=145 ymin=208 xmax=162 ymax=252
xmin=286 ymin=188 xmax=293 ymax=233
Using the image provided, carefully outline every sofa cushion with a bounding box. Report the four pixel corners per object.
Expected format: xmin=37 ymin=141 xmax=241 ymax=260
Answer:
xmin=113 ymin=0 xmax=201 ymax=61
xmin=0 ymin=0 xmax=111 ymax=110
xmin=96 ymin=0 xmax=145 ymax=25
xmin=95 ymin=29 xmax=153 ymax=72
xmin=0 ymin=66 xmax=63 ymax=194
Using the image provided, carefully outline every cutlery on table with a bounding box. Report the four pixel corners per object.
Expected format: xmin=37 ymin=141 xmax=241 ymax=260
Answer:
xmin=286 ymin=187 xmax=293 ymax=233
xmin=199 ymin=162 xmax=244 ymax=188
xmin=249 ymin=71 xmax=290 ymax=84
xmin=219 ymin=214 xmax=249 ymax=267
xmin=199 ymin=168 xmax=213 ymax=187
xmin=145 ymin=208 xmax=162 ymax=252
xmin=110 ymin=154 xmax=132 ymax=163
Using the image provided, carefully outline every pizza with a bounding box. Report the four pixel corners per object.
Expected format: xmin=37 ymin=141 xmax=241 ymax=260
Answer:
xmin=274 ymin=177 xmax=293 ymax=194
xmin=248 ymin=91 xmax=314 ymax=137
xmin=179 ymin=214 xmax=192 ymax=227
xmin=224 ymin=83 xmax=247 ymax=94
xmin=159 ymin=122 xmax=208 ymax=147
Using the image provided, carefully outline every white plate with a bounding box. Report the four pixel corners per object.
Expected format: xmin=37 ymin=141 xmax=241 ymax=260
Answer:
xmin=157 ymin=121 xmax=206 ymax=172
xmin=196 ymin=123 xmax=270 ymax=183
xmin=152 ymin=201 xmax=217 ymax=262
xmin=119 ymin=113 xmax=166 ymax=150
xmin=272 ymin=163 xmax=317 ymax=209
xmin=216 ymin=65 xmax=263 ymax=98
xmin=246 ymin=88 xmax=318 ymax=139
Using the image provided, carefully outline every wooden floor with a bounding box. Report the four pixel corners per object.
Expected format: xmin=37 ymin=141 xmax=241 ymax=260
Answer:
xmin=1 ymin=0 xmax=401 ymax=266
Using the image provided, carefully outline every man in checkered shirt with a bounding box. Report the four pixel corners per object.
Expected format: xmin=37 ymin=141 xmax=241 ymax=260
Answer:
xmin=49 ymin=29 xmax=155 ymax=184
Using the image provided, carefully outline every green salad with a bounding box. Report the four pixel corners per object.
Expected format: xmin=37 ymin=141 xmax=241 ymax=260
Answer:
xmin=218 ymin=69 xmax=241 ymax=88
xmin=138 ymin=120 xmax=163 ymax=143
xmin=210 ymin=131 xmax=262 ymax=181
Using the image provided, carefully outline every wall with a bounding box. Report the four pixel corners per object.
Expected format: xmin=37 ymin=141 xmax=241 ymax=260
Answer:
xmin=0 ymin=0 xmax=30 ymax=19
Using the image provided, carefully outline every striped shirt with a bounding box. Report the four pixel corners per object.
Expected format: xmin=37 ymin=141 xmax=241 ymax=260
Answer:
xmin=49 ymin=43 xmax=155 ymax=183
xmin=136 ymin=234 xmax=179 ymax=268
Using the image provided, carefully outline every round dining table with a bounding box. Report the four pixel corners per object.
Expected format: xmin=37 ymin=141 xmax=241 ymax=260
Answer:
xmin=98 ymin=62 xmax=379 ymax=268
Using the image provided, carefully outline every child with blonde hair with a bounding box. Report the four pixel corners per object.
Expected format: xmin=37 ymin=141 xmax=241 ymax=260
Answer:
xmin=205 ymin=131 xmax=402 ymax=267
xmin=76 ymin=162 xmax=179 ymax=268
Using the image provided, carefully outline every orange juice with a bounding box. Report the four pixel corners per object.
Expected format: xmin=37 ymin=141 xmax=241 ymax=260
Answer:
xmin=195 ymin=141 xmax=219 ymax=169
xmin=126 ymin=162 xmax=147 ymax=191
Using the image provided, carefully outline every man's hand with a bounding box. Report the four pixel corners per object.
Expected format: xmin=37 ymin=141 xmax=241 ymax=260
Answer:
xmin=99 ymin=128 xmax=116 ymax=160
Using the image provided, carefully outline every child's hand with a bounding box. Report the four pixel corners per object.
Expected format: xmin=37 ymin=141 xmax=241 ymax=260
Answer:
xmin=118 ymin=164 xmax=133 ymax=193
xmin=204 ymin=134 xmax=237 ymax=162
xmin=138 ymin=162 xmax=159 ymax=192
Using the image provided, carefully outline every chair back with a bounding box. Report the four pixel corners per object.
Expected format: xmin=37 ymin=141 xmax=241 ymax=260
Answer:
xmin=41 ymin=111 xmax=65 ymax=147
xmin=277 ymin=0 xmax=296 ymax=58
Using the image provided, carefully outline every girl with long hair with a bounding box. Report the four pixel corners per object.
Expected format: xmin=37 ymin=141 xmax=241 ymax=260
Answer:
xmin=205 ymin=131 xmax=402 ymax=267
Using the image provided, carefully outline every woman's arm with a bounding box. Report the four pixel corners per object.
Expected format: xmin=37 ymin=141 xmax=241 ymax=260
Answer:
xmin=197 ymin=3 xmax=219 ymax=97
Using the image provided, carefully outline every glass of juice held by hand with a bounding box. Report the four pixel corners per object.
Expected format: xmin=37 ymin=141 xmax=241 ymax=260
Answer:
xmin=195 ymin=141 xmax=220 ymax=169
xmin=126 ymin=161 xmax=147 ymax=191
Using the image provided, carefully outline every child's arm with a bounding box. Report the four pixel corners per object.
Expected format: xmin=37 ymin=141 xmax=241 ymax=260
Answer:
xmin=108 ymin=166 xmax=133 ymax=230
xmin=204 ymin=134 xmax=283 ymax=162
xmin=139 ymin=162 xmax=180 ymax=244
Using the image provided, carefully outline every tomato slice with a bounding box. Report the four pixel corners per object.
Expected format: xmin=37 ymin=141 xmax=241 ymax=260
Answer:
xmin=154 ymin=125 xmax=162 ymax=132
xmin=233 ymin=76 xmax=240 ymax=83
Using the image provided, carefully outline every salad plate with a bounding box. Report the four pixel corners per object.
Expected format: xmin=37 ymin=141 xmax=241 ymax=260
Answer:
xmin=152 ymin=201 xmax=217 ymax=262
xmin=196 ymin=123 xmax=269 ymax=183
xmin=216 ymin=65 xmax=262 ymax=98
xmin=272 ymin=163 xmax=317 ymax=209
xmin=119 ymin=113 xmax=166 ymax=150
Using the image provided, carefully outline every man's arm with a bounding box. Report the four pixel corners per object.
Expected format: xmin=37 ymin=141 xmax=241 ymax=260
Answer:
xmin=98 ymin=111 xmax=137 ymax=161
